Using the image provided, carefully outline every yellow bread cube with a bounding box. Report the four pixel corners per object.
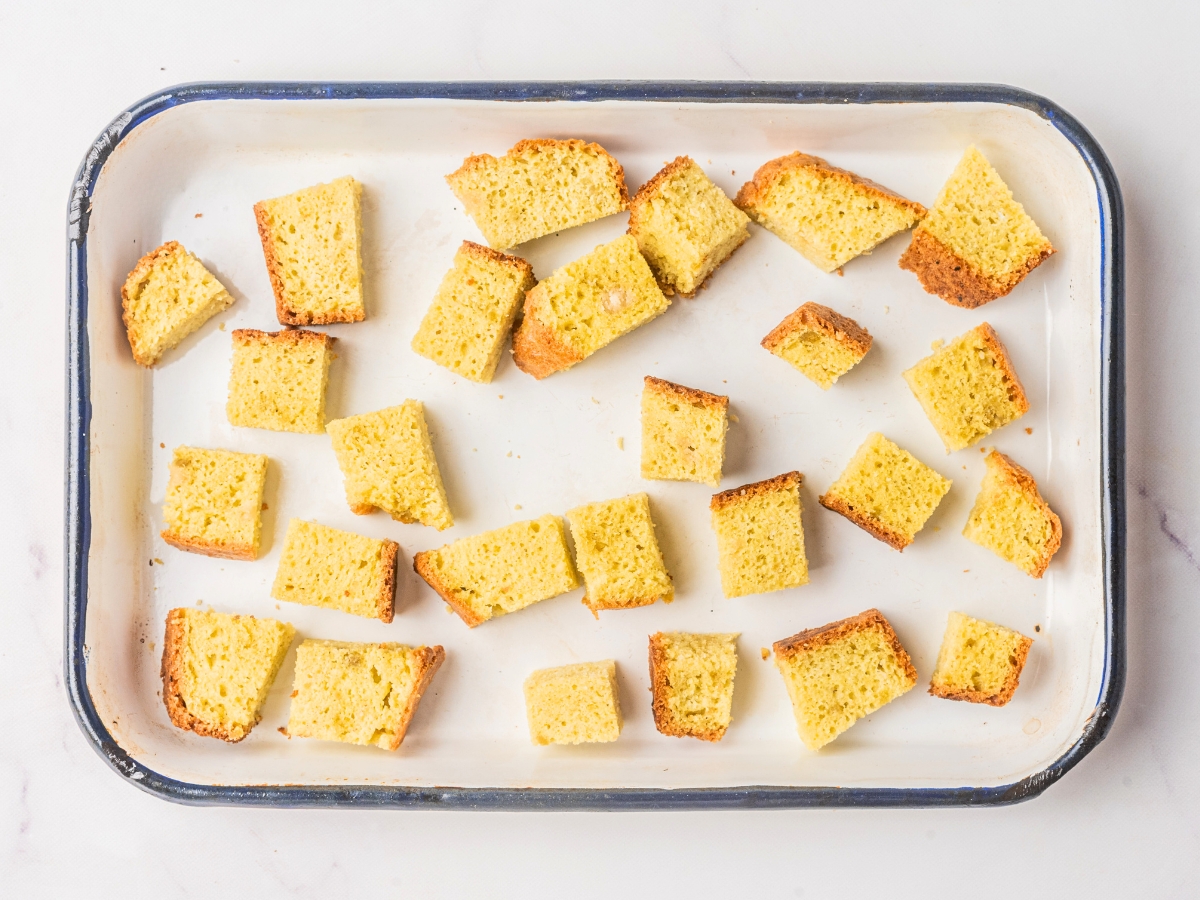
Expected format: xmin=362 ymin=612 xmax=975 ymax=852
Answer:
xmin=286 ymin=640 xmax=444 ymax=750
xmin=640 ymin=376 xmax=729 ymax=487
xmin=254 ymin=175 xmax=364 ymax=325
xmin=565 ymin=492 xmax=673 ymax=613
xmin=710 ymin=471 xmax=808 ymax=598
xmin=413 ymin=515 xmax=578 ymax=627
xmin=929 ymin=611 xmax=1033 ymax=706
xmin=524 ymin=660 xmax=622 ymax=745
xmin=511 ymin=234 xmax=670 ymax=379
xmin=820 ymin=433 xmax=951 ymax=551
xmin=121 ymin=241 xmax=234 ymax=367
xmin=628 ymin=156 xmax=750 ymax=296
xmin=271 ymin=519 xmax=399 ymax=622
xmin=326 ymin=401 xmax=453 ymax=530
xmin=774 ymin=608 xmax=917 ymax=750
xmin=899 ymin=146 xmax=1054 ymax=308
xmin=649 ymin=632 xmax=738 ymax=742
xmin=411 ymin=241 xmax=536 ymax=383
xmin=161 ymin=446 xmax=268 ymax=560
xmin=735 ymin=152 xmax=926 ymax=273
xmin=226 ymin=329 xmax=335 ymax=434
xmin=963 ymin=451 xmax=1063 ymax=577
xmin=762 ymin=301 xmax=873 ymax=389
xmin=160 ymin=608 xmax=294 ymax=742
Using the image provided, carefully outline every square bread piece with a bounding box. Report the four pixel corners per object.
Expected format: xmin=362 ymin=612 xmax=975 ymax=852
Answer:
xmin=511 ymin=234 xmax=670 ymax=379
xmin=161 ymin=446 xmax=269 ymax=560
xmin=735 ymin=153 xmax=926 ymax=273
xmin=161 ymin=608 xmax=295 ymax=743
xmin=628 ymin=156 xmax=750 ymax=296
xmin=773 ymin=609 xmax=917 ymax=750
xmin=121 ymin=240 xmax=234 ymax=367
xmin=710 ymin=471 xmax=808 ymax=598
xmin=271 ymin=519 xmax=399 ymax=622
xmin=641 ymin=376 xmax=729 ymax=487
xmin=226 ymin=329 xmax=335 ymax=434
xmin=413 ymin=515 xmax=579 ymax=627
xmin=899 ymin=145 xmax=1054 ymax=308
xmin=903 ymin=323 xmax=1029 ymax=452
xmin=411 ymin=241 xmax=537 ymax=383
xmin=326 ymin=400 xmax=453 ymax=530
xmin=445 ymin=138 xmax=629 ymax=250
xmin=254 ymin=175 xmax=365 ymax=325
xmin=762 ymin=302 xmax=873 ymax=389
xmin=820 ymin=433 xmax=951 ymax=551
xmin=929 ymin=611 xmax=1033 ymax=706
xmin=963 ymin=451 xmax=1063 ymax=577
xmin=524 ymin=660 xmax=622 ymax=745
xmin=565 ymin=493 xmax=673 ymax=614
xmin=286 ymin=640 xmax=444 ymax=750
xmin=649 ymin=632 xmax=739 ymax=742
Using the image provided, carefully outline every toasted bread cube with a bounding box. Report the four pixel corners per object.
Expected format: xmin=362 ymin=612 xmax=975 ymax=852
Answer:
xmin=963 ymin=451 xmax=1063 ymax=577
xmin=160 ymin=608 xmax=294 ymax=742
xmin=628 ymin=156 xmax=750 ymax=296
xmin=565 ymin=493 xmax=673 ymax=613
xmin=929 ymin=611 xmax=1033 ymax=706
xmin=649 ymin=632 xmax=739 ymax=741
xmin=524 ymin=660 xmax=622 ymax=745
xmin=161 ymin=446 xmax=269 ymax=560
xmin=774 ymin=609 xmax=917 ymax=749
xmin=413 ymin=515 xmax=578 ymax=627
xmin=226 ymin=329 xmax=335 ymax=433
xmin=411 ymin=241 xmax=536 ymax=383
xmin=121 ymin=241 xmax=234 ymax=367
xmin=271 ymin=519 xmax=399 ymax=622
xmin=762 ymin=302 xmax=872 ymax=389
xmin=286 ymin=640 xmax=444 ymax=750
xmin=710 ymin=472 xmax=808 ymax=598
xmin=640 ymin=376 xmax=729 ymax=487
xmin=326 ymin=401 xmax=453 ymax=530
xmin=254 ymin=176 xmax=365 ymax=325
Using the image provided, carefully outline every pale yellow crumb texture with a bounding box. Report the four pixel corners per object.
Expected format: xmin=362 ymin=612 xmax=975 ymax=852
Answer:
xmin=711 ymin=473 xmax=808 ymax=598
xmin=226 ymin=330 xmax=334 ymax=433
xmin=652 ymin=632 xmax=738 ymax=740
xmin=963 ymin=451 xmax=1061 ymax=576
xmin=930 ymin=611 xmax=1032 ymax=702
xmin=161 ymin=446 xmax=268 ymax=560
xmin=566 ymin=493 xmax=673 ymax=611
xmin=641 ymin=378 xmax=728 ymax=486
xmin=524 ymin=660 xmax=622 ymax=745
xmin=271 ymin=519 xmax=395 ymax=619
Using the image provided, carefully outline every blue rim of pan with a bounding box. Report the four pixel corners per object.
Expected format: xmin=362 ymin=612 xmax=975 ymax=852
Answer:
xmin=65 ymin=82 xmax=1125 ymax=809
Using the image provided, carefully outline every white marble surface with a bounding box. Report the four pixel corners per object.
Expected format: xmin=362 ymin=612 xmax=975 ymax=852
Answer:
xmin=2 ymin=1 xmax=1196 ymax=895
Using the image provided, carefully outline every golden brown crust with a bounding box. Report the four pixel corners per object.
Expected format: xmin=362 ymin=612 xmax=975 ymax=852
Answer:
xmin=510 ymin=289 xmax=585 ymax=379
xmin=412 ymin=551 xmax=485 ymax=627
xmin=377 ymin=539 xmax=399 ymax=623
xmin=121 ymin=241 xmax=183 ymax=368
xmin=160 ymin=530 xmax=258 ymax=561
xmin=761 ymin=302 xmax=873 ymax=357
xmin=928 ymin=632 xmax=1033 ymax=706
xmin=898 ymin=228 xmax=1055 ymax=309
xmin=458 ymin=240 xmax=536 ymax=280
xmin=817 ymin=492 xmax=910 ymax=551
xmin=161 ymin=609 xmax=247 ymax=742
xmin=231 ymin=328 xmax=335 ymax=350
xmin=985 ymin=451 xmax=1063 ymax=578
xmin=648 ymin=632 xmax=726 ymax=742
xmin=735 ymin=152 xmax=927 ymax=220
xmin=584 ymin=594 xmax=662 ymax=613
xmin=447 ymin=138 xmax=630 ymax=209
xmin=387 ymin=644 xmax=445 ymax=750
xmin=974 ymin=323 xmax=1030 ymax=418
xmin=773 ymin=609 xmax=918 ymax=689
xmin=643 ymin=375 xmax=729 ymax=410
xmin=710 ymin=471 xmax=802 ymax=513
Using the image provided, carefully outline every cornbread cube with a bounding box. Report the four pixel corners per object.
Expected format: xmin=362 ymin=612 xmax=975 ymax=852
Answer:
xmin=121 ymin=241 xmax=234 ymax=367
xmin=326 ymin=401 xmax=453 ymax=530
xmin=254 ymin=175 xmax=365 ymax=325
xmin=899 ymin=146 xmax=1054 ymax=308
xmin=286 ymin=640 xmax=444 ymax=750
xmin=511 ymin=234 xmax=670 ymax=379
xmin=271 ymin=519 xmax=399 ymax=622
xmin=710 ymin=471 xmax=808 ymax=598
xmin=161 ymin=446 xmax=269 ymax=560
xmin=524 ymin=660 xmax=622 ymax=745
xmin=226 ymin=329 xmax=335 ymax=433
xmin=565 ymin=493 xmax=673 ymax=614
xmin=774 ymin=609 xmax=917 ymax=750
xmin=735 ymin=152 xmax=926 ymax=273
xmin=628 ymin=156 xmax=750 ymax=296
xmin=410 ymin=241 xmax=536 ymax=383
xmin=446 ymin=138 xmax=629 ymax=250
xmin=762 ymin=302 xmax=873 ymax=389
xmin=963 ymin=451 xmax=1063 ymax=577
xmin=819 ymin=433 xmax=951 ymax=551
xmin=413 ymin=515 xmax=579 ymax=627
xmin=160 ymin=608 xmax=295 ymax=742
xmin=903 ymin=323 xmax=1029 ymax=452
xmin=649 ymin=632 xmax=739 ymax=742
xmin=640 ymin=376 xmax=729 ymax=487
xmin=929 ymin=611 xmax=1033 ymax=706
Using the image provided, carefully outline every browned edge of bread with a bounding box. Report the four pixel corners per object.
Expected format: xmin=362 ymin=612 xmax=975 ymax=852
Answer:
xmin=773 ymin=608 xmax=918 ymax=689
xmin=817 ymin=491 xmax=910 ymax=552
xmin=120 ymin=240 xmax=183 ymax=368
xmin=898 ymin=228 xmax=1055 ymax=309
xmin=412 ymin=551 xmax=485 ymax=627
xmin=511 ymin=288 xmax=585 ymax=379
xmin=735 ymin=152 xmax=927 ymax=221
xmin=377 ymin=539 xmax=399 ymax=623
xmin=583 ymin=594 xmax=662 ymax=614
xmin=711 ymin=471 xmax=801 ymax=513
xmin=349 ymin=502 xmax=376 ymax=516
xmin=387 ymin=644 xmax=446 ymax=750
xmin=928 ymin=631 xmax=1033 ymax=707
xmin=761 ymin=301 xmax=873 ymax=357
xmin=231 ymin=327 xmax=336 ymax=351
xmin=644 ymin=375 xmax=729 ymax=410
xmin=161 ymin=530 xmax=258 ymax=561
xmin=458 ymin=239 xmax=537 ymax=282
xmin=160 ymin=608 xmax=247 ymax=742
xmin=446 ymin=138 xmax=630 ymax=209
xmin=985 ymin=450 xmax=1063 ymax=578
xmin=973 ymin=322 xmax=1030 ymax=417
xmin=648 ymin=632 xmax=726 ymax=742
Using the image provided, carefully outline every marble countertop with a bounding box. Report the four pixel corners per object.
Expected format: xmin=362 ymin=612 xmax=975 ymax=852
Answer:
xmin=3 ymin=1 xmax=1196 ymax=895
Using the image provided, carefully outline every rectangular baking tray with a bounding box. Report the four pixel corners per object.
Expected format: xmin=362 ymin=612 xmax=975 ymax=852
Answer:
xmin=66 ymin=82 xmax=1125 ymax=808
